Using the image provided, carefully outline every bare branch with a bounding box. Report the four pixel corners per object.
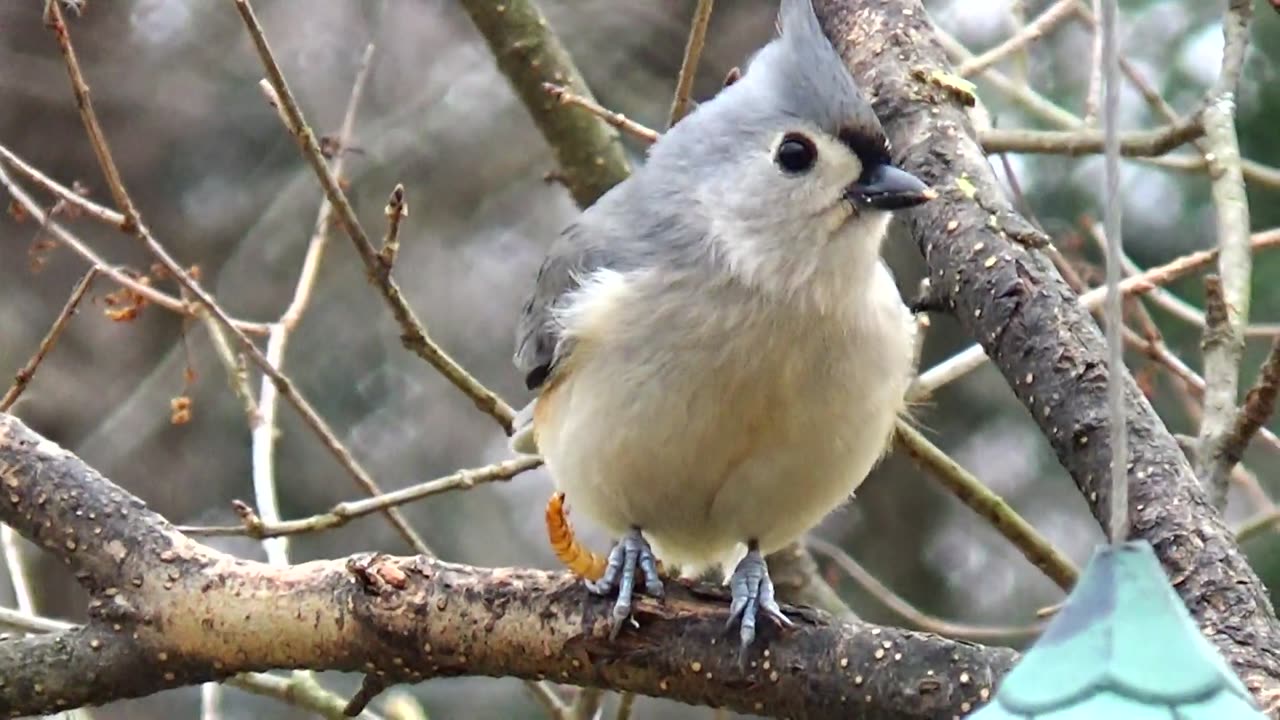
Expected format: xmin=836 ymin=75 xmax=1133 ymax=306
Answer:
xmin=0 ymin=606 xmax=71 ymax=635
xmin=1217 ymin=338 xmax=1280 ymax=481
xmin=524 ymin=683 xmax=570 ymax=720
xmin=255 ymin=42 xmax=379 ymax=568
xmin=814 ymin=0 xmax=1280 ymax=696
xmin=0 ymin=144 xmax=124 ymax=228
xmin=894 ymin=423 xmax=1079 ymax=590
xmin=570 ymin=688 xmax=605 ymax=720
xmin=0 ymin=162 xmax=270 ymax=335
xmin=613 ymin=693 xmax=636 ymax=720
xmin=0 ymin=412 xmax=1014 ymax=719
xmin=453 ymin=0 xmax=630 ymax=206
xmin=43 ymin=1 xmax=138 ymax=229
xmin=232 ymin=0 xmax=517 ymax=433
xmin=40 ymin=1 xmax=429 ymax=554
xmin=178 ymin=457 xmax=542 ymax=540
xmin=979 ymin=117 xmax=1202 ymax=157
xmin=938 ymin=20 xmax=1280 ymax=190
xmin=667 ymin=0 xmax=715 ymax=127
xmin=1082 ymin=0 xmax=1103 ymax=124
xmin=912 ymin=230 xmax=1280 ymax=398
xmin=225 ymin=673 xmax=384 ymax=720
xmin=543 ymin=83 xmax=660 ymax=144
xmin=957 ymin=0 xmax=1077 ymax=77
xmin=807 ymin=537 xmax=1043 ymax=643
xmin=1197 ymin=0 xmax=1255 ymax=508
xmin=199 ymin=308 xmax=261 ymax=427
xmin=1 ymin=268 xmax=96 ymax=411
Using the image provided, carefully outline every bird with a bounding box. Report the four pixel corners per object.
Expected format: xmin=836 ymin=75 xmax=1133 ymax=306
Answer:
xmin=511 ymin=0 xmax=933 ymax=656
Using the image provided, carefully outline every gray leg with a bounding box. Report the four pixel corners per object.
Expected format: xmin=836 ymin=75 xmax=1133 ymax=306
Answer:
xmin=726 ymin=542 xmax=794 ymax=661
xmin=586 ymin=527 xmax=664 ymax=639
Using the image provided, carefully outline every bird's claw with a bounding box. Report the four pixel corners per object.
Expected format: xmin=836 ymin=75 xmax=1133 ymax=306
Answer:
xmin=586 ymin=527 xmax=664 ymax=639
xmin=726 ymin=546 xmax=793 ymax=664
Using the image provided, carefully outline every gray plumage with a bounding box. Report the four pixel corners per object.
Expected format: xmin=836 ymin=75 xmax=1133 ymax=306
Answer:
xmin=513 ymin=0 xmax=890 ymax=391
xmin=510 ymin=0 xmax=932 ymax=652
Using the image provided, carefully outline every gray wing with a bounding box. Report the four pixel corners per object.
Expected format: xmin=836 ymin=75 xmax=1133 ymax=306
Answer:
xmin=514 ymin=170 xmax=700 ymax=392
xmin=513 ymin=221 xmax=614 ymax=391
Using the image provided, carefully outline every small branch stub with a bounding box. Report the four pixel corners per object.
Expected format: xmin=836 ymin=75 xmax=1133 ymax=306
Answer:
xmin=380 ymin=184 xmax=407 ymax=271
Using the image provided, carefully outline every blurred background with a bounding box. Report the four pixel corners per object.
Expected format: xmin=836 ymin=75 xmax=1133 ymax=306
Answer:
xmin=1 ymin=0 xmax=1279 ymax=717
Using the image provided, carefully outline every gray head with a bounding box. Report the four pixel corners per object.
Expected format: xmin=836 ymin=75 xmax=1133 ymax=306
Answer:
xmin=637 ymin=0 xmax=932 ymax=301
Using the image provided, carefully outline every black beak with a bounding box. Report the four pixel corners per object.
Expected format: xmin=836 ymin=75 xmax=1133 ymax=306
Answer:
xmin=845 ymin=164 xmax=935 ymax=210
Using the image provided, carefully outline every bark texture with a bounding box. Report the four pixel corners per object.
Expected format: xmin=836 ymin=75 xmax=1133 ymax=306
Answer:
xmin=812 ymin=0 xmax=1280 ymax=699
xmin=0 ymin=412 xmax=1015 ymax=719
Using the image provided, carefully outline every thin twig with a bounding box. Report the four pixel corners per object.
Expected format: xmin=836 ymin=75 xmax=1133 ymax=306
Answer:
xmin=0 ymin=163 xmax=270 ymax=335
xmin=234 ymin=0 xmax=516 ymax=433
xmin=227 ymin=672 xmax=386 ymax=720
xmin=1131 ymin=325 xmax=1280 ymax=456
xmin=979 ymin=117 xmax=1202 ymax=157
xmin=0 ymin=606 xmax=70 ymax=634
xmin=0 ymin=526 xmax=36 ymax=620
xmin=1 ymin=268 xmax=96 ymax=411
xmin=806 ymin=538 xmax=1043 ymax=642
xmin=1236 ymin=506 xmax=1280 ymax=544
xmin=524 ymin=681 xmax=570 ymax=720
xmin=544 ymin=83 xmax=660 ymax=144
xmin=43 ymin=0 xmax=428 ymax=555
xmin=937 ymin=25 xmax=1280 ymax=190
xmin=912 ymin=229 xmax=1280 ymax=398
xmin=1074 ymin=0 xmax=1280 ymax=193
xmin=0 ymin=144 xmax=124 ymax=227
xmin=1103 ymin=239 xmax=1278 ymax=337
xmin=667 ymin=0 xmax=715 ymax=127
xmin=1082 ymin=0 xmax=1103 ymax=124
xmin=1217 ymin=337 xmax=1280 ymax=480
xmin=255 ymin=43 xmax=377 ymax=568
xmin=571 ymin=688 xmax=605 ymax=720
xmin=179 ymin=456 xmax=543 ymax=539
xmin=613 ymin=693 xmax=636 ymax=720
xmin=44 ymin=2 xmax=137 ymax=227
xmin=894 ymin=422 xmax=1079 ymax=590
xmin=199 ymin=308 xmax=260 ymax=427
xmin=958 ymin=0 xmax=1077 ymax=77
xmin=1197 ymin=0 xmax=1255 ymax=508
xmin=1078 ymin=222 xmax=1280 ymax=489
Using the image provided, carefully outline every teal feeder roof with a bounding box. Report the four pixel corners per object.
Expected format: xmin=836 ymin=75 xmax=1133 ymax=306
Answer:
xmin=969 ymin=541 xmax=1264 ymax=719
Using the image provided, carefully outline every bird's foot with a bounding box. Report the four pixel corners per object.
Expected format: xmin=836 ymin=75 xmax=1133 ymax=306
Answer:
xmin=586 ymin=527 xmax=665 ymax=639
xmin=726 ymin=544 xmax=794 ymax=664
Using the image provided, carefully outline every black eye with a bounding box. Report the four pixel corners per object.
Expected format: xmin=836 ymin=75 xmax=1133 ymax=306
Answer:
xmin=775 ymin=133 xmax=817 ymax=174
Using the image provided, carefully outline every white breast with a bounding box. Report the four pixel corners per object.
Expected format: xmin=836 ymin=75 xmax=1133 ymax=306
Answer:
xmin=535 ymin=262 xmax=914 ymax=575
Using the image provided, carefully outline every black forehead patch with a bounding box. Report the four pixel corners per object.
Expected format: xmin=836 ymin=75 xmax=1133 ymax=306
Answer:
xmin=837 ymin=127 xmax=892 ymax=168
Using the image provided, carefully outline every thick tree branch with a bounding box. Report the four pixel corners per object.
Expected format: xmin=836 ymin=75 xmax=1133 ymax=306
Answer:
xmin=454 ymin=0 xmax=631 ymax=207
xmin=813 ymin=0 xmax=1280 ymax=701
xmin=0 ymin=413 xmax=1015 ymax=719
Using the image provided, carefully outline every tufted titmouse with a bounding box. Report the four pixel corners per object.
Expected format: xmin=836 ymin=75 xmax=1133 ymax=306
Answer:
xmin=511 ymin=0 xmax=933 ymax=654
